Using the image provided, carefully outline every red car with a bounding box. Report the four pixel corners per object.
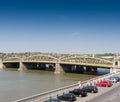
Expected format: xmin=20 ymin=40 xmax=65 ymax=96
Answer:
xmin=96 ymin=80 xmax=112 ymax=87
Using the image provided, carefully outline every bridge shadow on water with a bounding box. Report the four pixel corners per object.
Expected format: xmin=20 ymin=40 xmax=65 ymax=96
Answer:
xmin=3 ymin=67 xmax=110 ymax=76
xmin=97 ymin=68 xmax=110 ymax=75
xmin=64 ymin=68 xmax=110 ymax=76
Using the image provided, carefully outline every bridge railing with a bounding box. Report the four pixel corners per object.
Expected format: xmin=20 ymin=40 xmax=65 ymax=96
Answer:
xmin=14 ymin=72 xmax=120 ymax=102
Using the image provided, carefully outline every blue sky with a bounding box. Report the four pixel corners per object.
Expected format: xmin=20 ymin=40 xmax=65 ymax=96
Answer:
xmin=0 ymin=0 xmax=120 ymax=54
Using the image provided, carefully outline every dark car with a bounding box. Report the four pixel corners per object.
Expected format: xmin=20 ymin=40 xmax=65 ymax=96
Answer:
xmin=82 ymin=85 xmax=98 ymax=93
xmin=57 ymin=93 xmax=76 ymax=101
xmin=44 ymin=98 xmax=61 ymax=102
xmin=69 ymin=88 xmax=87 ymax=97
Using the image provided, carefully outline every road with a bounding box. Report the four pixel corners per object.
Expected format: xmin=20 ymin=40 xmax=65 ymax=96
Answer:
xmin=75 ymin=80 xmax=120 ymax=102
xmin=87 ymin=83 xmax=120 ymax=102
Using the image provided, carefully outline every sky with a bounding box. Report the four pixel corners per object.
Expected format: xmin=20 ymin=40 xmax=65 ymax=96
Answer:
xmin=0 ymin=0 xmax=120 ymax=54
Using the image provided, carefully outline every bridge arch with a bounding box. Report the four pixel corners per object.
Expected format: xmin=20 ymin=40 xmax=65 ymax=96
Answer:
xmin=23 ymin=54 xmax=59 ymax=62
xmin=60 ymin=55 xmax=112 ymax=66
xmin=3 ymin=57 xmax=22 ymax=61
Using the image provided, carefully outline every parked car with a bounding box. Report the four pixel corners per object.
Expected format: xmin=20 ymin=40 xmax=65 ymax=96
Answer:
xmin=57 ymin=93 xmax=76 ymax=101
xmin=110 ymin=76 xmax=120 ymax=82
xmin=82 ymin=85 xmax=98 ymax=93
xmin=44 ymin=98 xmax=61 ymax=102
xmin=107 ymin=77 xmax=118 ymax=83
xmin=69 ymin=88 xmax=87 ymax=97
xmin=96 ymin=80 xmax=112 ymax=87
xmin=113 ymin=76 xmax=120 ymax=81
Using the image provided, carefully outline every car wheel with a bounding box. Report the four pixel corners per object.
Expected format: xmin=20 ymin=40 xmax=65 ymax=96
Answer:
xmin=91 ymin=90 xmax=94 ymax=93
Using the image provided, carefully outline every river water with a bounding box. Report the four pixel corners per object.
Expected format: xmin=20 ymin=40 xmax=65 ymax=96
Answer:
xmin=0 ymin=68 xmax=109 ymax=102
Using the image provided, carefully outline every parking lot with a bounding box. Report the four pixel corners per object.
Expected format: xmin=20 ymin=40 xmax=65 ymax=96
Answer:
xmin=41 ymin=74 xmax=120 ymax=102
xmin=76 ymin=81 xmax=120 ymax=102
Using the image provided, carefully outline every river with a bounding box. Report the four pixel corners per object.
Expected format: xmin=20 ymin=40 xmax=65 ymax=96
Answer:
xmin=0 ymin=68 xmax=109 ymax=102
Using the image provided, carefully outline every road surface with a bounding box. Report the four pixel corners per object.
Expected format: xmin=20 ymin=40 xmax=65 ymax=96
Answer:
xmin=87 ymin=83 xmax=120 ymax=102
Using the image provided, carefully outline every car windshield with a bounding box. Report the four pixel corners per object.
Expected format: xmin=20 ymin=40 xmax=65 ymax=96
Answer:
xmin=83 ymin=86 xmax=93 ymax=89
xmin=114 ymin=77 xmax=119 ymax=79
xmin=87 ymin=86 xmax=94 ymax=88
xmin=64 ymin=94 xmax=71 ymax=97
xmin=75 ymin=89 xmax=82 ymax=91
xmin=102 ymin=80 xmax=109 ymax=82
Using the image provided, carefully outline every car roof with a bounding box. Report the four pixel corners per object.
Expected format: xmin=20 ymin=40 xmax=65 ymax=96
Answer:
xmin=112 ymin=76 xmax=119 ymax=78
xmin=74 ymin=88 xmax=83 ymax=91
xmin=83 ymin=85 xmax=96 ymax=88
xmin=101 ymin=80 xmax=110 ymax=82
xmin=85 ymin=85 xmax=95 ymax=87
xmin=63 ymin=93 xmax=74 ymax=96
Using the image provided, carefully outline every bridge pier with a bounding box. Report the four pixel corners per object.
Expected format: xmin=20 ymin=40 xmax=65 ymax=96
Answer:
xmin=0 ymin=58 xmax=3 ymax=70
xmin=86 ymin=66 xmax=91 ymax=72
xmin=78 ymin=66 xmax=85 ymax=73
xmin=54 ymin=63 xmax=64 ymax=74
xmin=18 ymin=62 xmax=27 ymax=71
xmin=111 ymin=56 xmax=120 ymax=73
xmin=86 ymin=66 xmax=97 ymax=74
xmin=110 ymin=68 xmax=114 ymax=73
xmin=71 ymin=65 xmax=85 ymax=73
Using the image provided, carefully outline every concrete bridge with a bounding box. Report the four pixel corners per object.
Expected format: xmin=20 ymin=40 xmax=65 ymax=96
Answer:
xmin=0 ymin=54 xmax=120 ymax=73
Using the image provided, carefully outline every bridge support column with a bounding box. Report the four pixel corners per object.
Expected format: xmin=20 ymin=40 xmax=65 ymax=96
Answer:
xmin=86 ymin=66 xmax=97 ymax=73
xmin=110 ymin=68 xmax=113 ymax=73
xmin=54 ymin=63 xmax=64 ymax=74
xmin=86 ymin=66 xmax=91 ymax=72
xmin=78 ymin=66 xmax=85 ymax=73
xmin=18 ymin=62 xmax=27 ymax=71
xmin=0 ymin=59 xmax=3 ymax=70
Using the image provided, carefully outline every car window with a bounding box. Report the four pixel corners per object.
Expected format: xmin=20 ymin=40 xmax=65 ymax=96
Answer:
xmin=64 ymin=94 xmax=70 ymax=97
xmin=89 ymin=86 xmax=93 ymax=88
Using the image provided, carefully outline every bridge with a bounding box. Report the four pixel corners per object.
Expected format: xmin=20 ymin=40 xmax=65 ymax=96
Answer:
xmin=0 ymin=54 xmax=115 ymax=74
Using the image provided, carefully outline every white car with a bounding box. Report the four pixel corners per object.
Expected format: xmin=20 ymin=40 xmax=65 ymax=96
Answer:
xmin=107 ymin=77 xmax=118 ymax=83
